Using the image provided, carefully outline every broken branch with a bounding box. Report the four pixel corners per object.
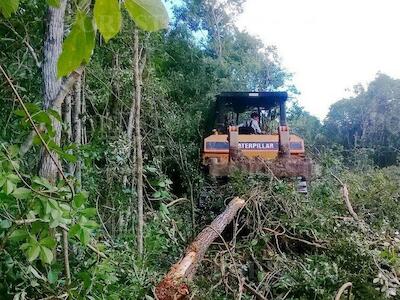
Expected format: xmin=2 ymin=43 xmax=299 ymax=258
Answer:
xmin=155 ymin=197 xmax=246 ymax=300
xmin=334 ymin=282 xmax=352 ymax=300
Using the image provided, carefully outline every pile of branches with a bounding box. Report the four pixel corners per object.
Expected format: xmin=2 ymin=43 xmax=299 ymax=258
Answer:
xmin=157 ymin=168 xmax=400 ymax=299
xmin=195 ymin=176 xmax=331 ymax=299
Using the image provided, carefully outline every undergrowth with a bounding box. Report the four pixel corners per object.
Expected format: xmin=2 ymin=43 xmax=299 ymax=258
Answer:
xmin=3 ymin=160 xmax=400 ymax=299
xmin=192 ymin=165 xmax=400 ymax=299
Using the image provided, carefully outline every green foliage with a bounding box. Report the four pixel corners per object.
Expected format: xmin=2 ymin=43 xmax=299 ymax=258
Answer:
xmin=57 ymin=11 xmax=95 ymax=77
xmin=0 ymin=0 xmax=19 ymax=18
xmin=72 ymin=191 xmax=88 ymax=209
xmin=323 ymin=73 xmax=400 ymax=167
xmin=0 ymin=140 xmax=99 ymax=297
xmin=69 ymin=216 xmax=98 ymax=245
xmin=277 ymin=255 xmax=340 ymax=299
xmin=145 ymin=164 xmax=173 ymax=200
xmin=3 ymin=0 xmax=400 ymax=299
xmin=343 ymin=166 xmax=400 ymax=228
xmin=288 ymin=101 xmax=322 ymax=146
xmin=94 ymin=0 xmax=121 ymax=42
xmin=191 ymin=161 xmax=400 ymax=299
xmin=58 ymin=0 xmax=169 ymax=76
xmin=46 ymin=0 xmax=60 ymax=7
xmin=125 ymin=0 xmax=169 ymax=32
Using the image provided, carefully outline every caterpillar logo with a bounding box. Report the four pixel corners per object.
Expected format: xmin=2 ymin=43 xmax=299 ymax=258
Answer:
xmin=205 ymin=141 xmax=303 ymax=151
xmin=239 ymin=142 xmax=278 ymax=150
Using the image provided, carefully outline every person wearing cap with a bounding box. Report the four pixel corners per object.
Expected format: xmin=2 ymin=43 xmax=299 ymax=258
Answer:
xmin=239 ymin=112 xmax=262 ymax=134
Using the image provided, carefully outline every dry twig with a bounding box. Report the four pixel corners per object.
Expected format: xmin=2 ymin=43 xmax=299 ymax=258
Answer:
xmin=334 ymin=282 xmax=352 ymax=300
xmin=264 ymin=227 xmax=328 ymax=249
xmin=331 ymin=173 xmax=359 ymax=221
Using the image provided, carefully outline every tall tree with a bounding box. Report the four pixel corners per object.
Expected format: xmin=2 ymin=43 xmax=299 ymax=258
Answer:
xmin=324 ymin=73 xmax=400 ymax=166
xmin=39 ymin=0 xmax=67 ymax=180
xmin=72 ymin=75 xmax=82 ymax=189
xmin=133 ymin=28 xmax=144 ymax=256
xmin=40 ymin=0 xmax=72 ymax=286
xmin=287 ymin=101 xmax=322 ymax=147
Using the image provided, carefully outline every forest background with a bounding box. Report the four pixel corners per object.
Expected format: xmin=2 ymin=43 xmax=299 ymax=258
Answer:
xmin=1 ymin=0 xmax=400 ymax=299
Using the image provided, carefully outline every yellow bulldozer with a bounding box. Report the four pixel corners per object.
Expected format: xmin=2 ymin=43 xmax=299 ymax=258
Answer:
xmin=202 ymin=92 xmax=312 ymax=192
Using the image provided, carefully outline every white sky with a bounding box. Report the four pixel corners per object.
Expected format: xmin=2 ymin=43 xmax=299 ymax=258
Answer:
xmin=237 ymin=0 xmax=400 ymax=119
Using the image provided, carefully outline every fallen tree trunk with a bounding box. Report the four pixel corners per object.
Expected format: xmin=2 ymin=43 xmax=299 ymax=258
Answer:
xmin=155 ymin=197 xmax=246 ymax=300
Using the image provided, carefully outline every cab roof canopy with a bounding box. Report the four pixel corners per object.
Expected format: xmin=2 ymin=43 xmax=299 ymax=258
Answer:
xmin=217 ymin=92 xmax=288 ymax=113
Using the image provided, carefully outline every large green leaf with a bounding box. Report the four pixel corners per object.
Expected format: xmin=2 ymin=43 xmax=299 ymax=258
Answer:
xmin=32 ymin=177 xmax=53 ymax=190
xmin=40 ymin=246 xmax=54 ymax=264
xmin=27 ymin=244 xmax=40 ymax=262
xmin=7 ymin=173 xmax=19 ymax=183
xmin=4 ymin=180 xmax=15 ymax=195
xmin=124 ymin=0 xmax=169 ymax=32
xmin=57 ymin=12 xmax=95 ymax=77
xmin=39 ymin=237 xmax=56 ymax=249
xmin=81 ymin=207 xmax=97 ymax=217
xmin=47 ymin=269 xmax=58 ymax=283
xmin=32 ymin=111 xmax=52 ymax=128
xmin=79 ymin=228 xmax=90 ymax=245
xmin=69 ymin=224 xmax=81 ymax=237
xmin=82 ymin=220 xmax=98 ymax=230
xmin=47 ymin=109 xmax=62 ymax=122
xmin=94 ymin=0 xmax=121 ymax=42
xmin=57 ymin=150 xmax=77 ymax=163
xmin=12 ymin=187 xmax=31 ymax=199
xmin=0 ymin=219 xmax=11 ymax=229
xmin=0 ymin=0 xmax=19 ymax=18
xmin=9 ymin=229 xmax=28 ymax=241
xmin=49 ymin=218 xmax=60 ymax=228
xmin=72 ymin=191 xmax=88 ymax=209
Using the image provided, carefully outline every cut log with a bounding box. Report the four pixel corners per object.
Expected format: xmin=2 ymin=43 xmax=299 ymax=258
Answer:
xmin=155 ymin=197 xmax=246 ymax=300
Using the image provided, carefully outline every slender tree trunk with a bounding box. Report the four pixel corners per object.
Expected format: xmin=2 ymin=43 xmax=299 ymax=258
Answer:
xmin=117 ymin=53 xmax=129 ymax=188
xmin=81 ymin=71 xmax=87 ymax=145
xmin=62 ymin=229 xmax=71 ymax=285
xmin=39 ymin=0 xmax=67 ymax=180
xmin=133 ymin=29 xmax=144 ymax=256
xmin=72 ymin=76 xmax=82 ymax=191
xmin=63 ymin=94 xmax=72 ymax=142
xmin=40 ymin=0 xmax=70 ymax=285
xmin=127 ymin=84 xmax=135 ymax=143
xmin=124 ymin=50 xmax=138 ymax=192
xmin=42 ymin=0 xmax=66 ymax=109
xmin=211 ymin=5 xmax=223 ymax=58
xmin=63 ymin=93 xmax=74 ymax=175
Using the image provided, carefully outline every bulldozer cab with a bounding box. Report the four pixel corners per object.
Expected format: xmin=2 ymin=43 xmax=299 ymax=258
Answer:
xmin=214 ymin=92 xmax=288 ymax=135
xmin=202 ymin=91 xmax=312 ymax=183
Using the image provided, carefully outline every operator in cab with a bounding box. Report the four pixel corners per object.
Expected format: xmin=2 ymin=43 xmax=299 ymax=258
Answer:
xmin=239 ymin=112 xmax=262 ymax=134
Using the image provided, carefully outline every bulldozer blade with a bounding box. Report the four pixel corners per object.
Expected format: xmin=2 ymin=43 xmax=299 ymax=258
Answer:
xmin=208 ymin=155 xmax=313 ymax=181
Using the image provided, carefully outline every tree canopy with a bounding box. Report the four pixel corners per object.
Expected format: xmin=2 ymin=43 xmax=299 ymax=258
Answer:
xmin=1 ymin=0 xmax=400 ymax=299
xmin=324 ymin=73 xmax=400 ymax=166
